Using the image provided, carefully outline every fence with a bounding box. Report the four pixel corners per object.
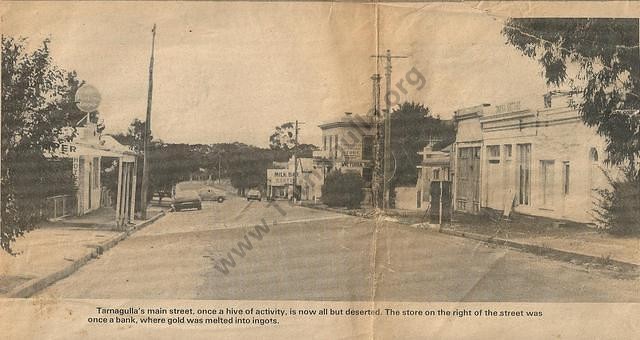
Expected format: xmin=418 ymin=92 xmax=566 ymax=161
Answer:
xmin=44 ymin=194 xmax=76 ymax=220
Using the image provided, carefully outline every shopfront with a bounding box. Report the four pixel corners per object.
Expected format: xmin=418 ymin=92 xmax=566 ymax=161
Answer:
xmin=53 ymin=123 xmax=138 ymax=228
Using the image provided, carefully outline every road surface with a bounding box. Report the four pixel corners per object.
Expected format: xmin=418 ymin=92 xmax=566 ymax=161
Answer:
xmin=40 ymin=195 xmax=639 ymax=302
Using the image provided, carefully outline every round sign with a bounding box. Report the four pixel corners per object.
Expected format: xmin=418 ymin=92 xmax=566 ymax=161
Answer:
xmin=75 ymin=84 xmax=101 ymax=112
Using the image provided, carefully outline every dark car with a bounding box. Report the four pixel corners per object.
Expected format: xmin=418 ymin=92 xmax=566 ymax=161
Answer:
xmin=172 ymin=190 xmax=202 ymax=211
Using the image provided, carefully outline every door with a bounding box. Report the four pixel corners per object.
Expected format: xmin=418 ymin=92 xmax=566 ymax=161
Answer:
xmin=540 ymin=160 xmax=555 ymax=208
xmin=486 ymin=145 xmax=502 ymax=209
xmin=487 ymin=161 xmax=503 ymax=208
xmin=456 ymin=147 xmax=481 ymax=213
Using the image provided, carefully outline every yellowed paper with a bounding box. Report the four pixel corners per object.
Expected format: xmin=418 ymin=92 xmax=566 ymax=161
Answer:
xmin=1 ymin=1 xmax=639 ymax=339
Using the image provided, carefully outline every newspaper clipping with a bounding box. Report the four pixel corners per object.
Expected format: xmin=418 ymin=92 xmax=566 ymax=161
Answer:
xmin=1 ymin=1 xmax=639 ymax=339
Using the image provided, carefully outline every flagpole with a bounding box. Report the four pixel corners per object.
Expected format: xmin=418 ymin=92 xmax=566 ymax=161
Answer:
xmin=140 ymin=24 xmax=156 ymax=220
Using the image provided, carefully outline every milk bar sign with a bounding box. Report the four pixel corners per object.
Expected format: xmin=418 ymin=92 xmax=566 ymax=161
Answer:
xmin=267 ymin=169 xmax=294 ymax=185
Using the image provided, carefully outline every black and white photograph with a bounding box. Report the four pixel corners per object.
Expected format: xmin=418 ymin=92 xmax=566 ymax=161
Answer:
xmin=1 ymin=1 xmax=639 ymax=339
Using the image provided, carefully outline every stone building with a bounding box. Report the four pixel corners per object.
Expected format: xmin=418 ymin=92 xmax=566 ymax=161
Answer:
xmin=313 ymin=112 xmax=376 ymax=204
xmin=452 ymin=94 xmax=612 ymax=223
xmin=415 ymin=144 xmax=452 ymax=210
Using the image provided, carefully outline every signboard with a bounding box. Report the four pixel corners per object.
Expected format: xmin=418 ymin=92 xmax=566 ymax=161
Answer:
xmin=341 ymin=142 xmax=362 ymax=160
xmin=72 ymin=157 xmax=80 ymax=187
xmin=495 ymin=101 xmax=521 ymax=115
xmin=58 ymin=143 xmax=78 ymax=155
xmin=75 ymin=84 xmax=101 ymax=113
xmin=267 ymin=169 xmax=295 ymax=186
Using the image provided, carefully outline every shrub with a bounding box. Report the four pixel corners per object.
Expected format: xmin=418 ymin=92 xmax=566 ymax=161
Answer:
xmin=593 ymin=166 xmax=640 ymax=236
xmin=321 ymin=170 xmax=365 ymax=209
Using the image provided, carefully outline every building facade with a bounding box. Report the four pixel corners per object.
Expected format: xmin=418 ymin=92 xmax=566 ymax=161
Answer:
xmin=452 ymin=94 xmax=611 ymax=224
xmin=266 ymin=157 xmax=324 ymax=201
xmin=415 ymin=144 xmax=452 ymax=210
xmin=53 ymin=122 xmax=138 ymax=227
xmin=313 ymin=112 xmax=376 ymax=204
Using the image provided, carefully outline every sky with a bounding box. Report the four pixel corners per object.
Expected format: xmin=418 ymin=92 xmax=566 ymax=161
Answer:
xmin=3 ymin=1 xmax=614 ymax=148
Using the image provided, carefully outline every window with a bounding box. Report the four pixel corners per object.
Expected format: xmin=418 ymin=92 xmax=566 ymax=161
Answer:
xmin=540 ymin=160 xmax=555 ymax=207
xmin=487 ymin=145 xmax=500 ymax=158
xmin=517 ymin=144 xmax=531 ymax=205
xmin=323 ymin=136 xmax=327 ymax=151
xmin=334 ymin=135 xmax=339 ymax=158
xmin=328 ymin=136 xmax=333 ymax=156
xmin=504 ymin=144 xmax=512 ymax=158
xmin=590 ymin=147 xmax=599 ymax=162
xmin=487 ymin=145 xmax=500 ymax=164
xmin=433 ymin=168 xmax=440 ymax=180
xmin=562 ymin=161 xmax=570 ymax=195
xmin=362 ymin=136 xmax=374 ymax=161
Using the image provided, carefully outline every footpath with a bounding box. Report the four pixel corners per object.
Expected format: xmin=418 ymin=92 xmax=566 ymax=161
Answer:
xmin=301 ymin=202 xmax=640 ymax=274
xmin=0 ymin=207 xmax=166 ymax=298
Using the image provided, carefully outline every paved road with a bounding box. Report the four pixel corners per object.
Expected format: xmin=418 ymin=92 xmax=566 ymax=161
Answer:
xmin=40 ymin=195 xmax=639 ymax=302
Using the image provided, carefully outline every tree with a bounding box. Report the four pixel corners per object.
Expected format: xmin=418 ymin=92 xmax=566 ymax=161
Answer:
xmin=269 ymin=122 xmax=296 ymax=151
xmin=227 ymin=145 xmax=282 ymax=195
xmin=389 ymin=102 xmax=455 ymax=205
xmin=112 ymin=118 xmax=150 ymax=154
xmin=502 ymin=18 xmax=640 ymax=166
xmin=1 ymin=37 xmax=78 ymax=252
xmin=593 ymin=166 xmax=640 ymax=235
xmin=321 ymin=170 xmax=365 ymax=209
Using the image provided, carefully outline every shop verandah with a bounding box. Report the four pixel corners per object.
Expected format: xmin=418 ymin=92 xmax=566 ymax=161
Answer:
xmin=47 ymin=125 xmax=139 ymax=230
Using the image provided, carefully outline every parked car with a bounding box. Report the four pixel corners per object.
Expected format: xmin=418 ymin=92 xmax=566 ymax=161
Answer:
xmin=246 ymin=189 xmax=262 ymax=201
xmin=172 ymin=190 xmax=202 ymax=211
xmin=198 ymin=187 xmax=226 ymax=203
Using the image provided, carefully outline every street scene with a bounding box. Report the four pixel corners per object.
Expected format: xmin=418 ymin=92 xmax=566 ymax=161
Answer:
xmin=2 ymin=1 xmax=639 ymax=308
xmin=38 ymin=185 xmax=639 ymax=302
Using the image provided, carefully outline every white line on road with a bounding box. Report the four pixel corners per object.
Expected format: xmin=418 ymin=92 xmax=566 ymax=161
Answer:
xmin=214 ymin=214 xmax=353 ymax=230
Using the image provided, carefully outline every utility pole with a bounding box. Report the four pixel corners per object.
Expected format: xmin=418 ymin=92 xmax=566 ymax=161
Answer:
xmin=292 ymin=120 xmax=304 ymax=202
xmin=218 ymin=152 xmax=221 ymax=184
xmin=140 ymin=24 xmax=156 ymax=220
xmin=370 ymin=73 xmax=383 ymax=209
xmin=371 ymin=49 xmax=408 ymax=210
